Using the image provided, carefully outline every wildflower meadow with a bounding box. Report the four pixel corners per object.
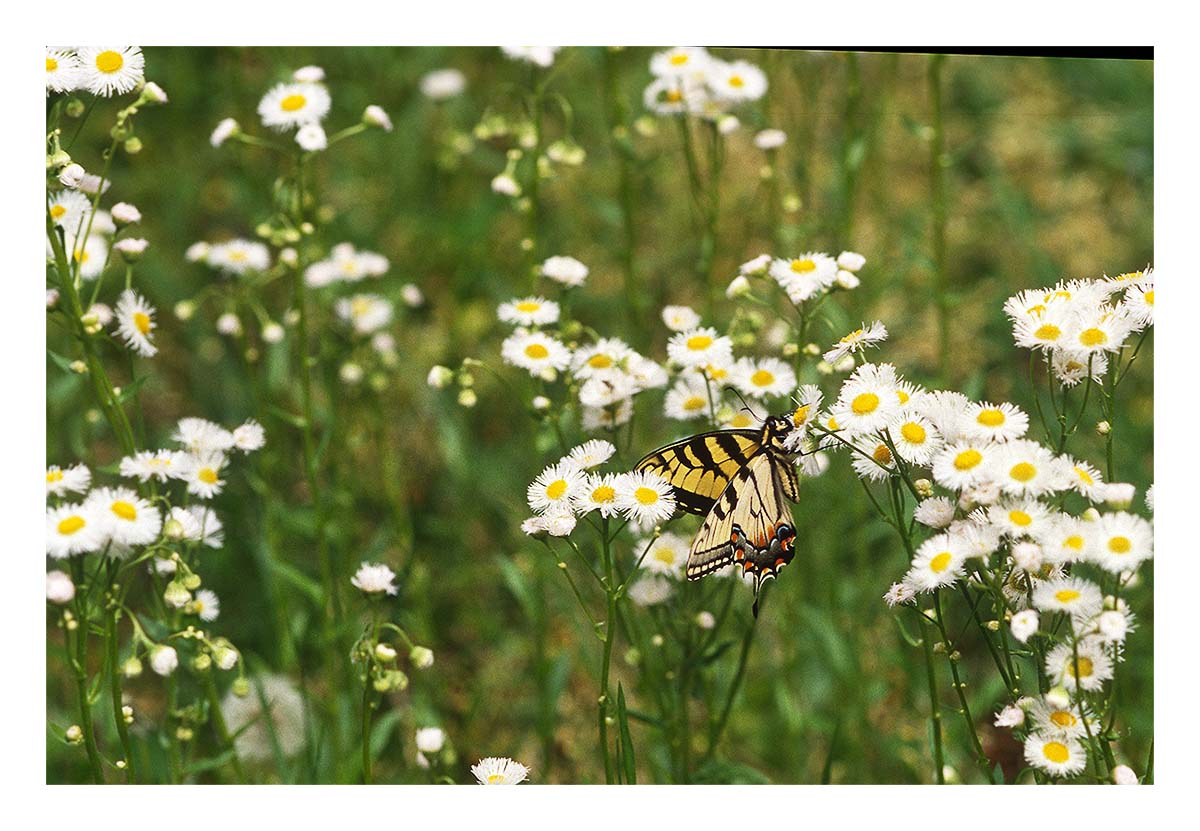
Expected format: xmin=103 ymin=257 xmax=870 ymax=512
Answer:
xmin=44 ymin=46 xmax=1153 ymax=786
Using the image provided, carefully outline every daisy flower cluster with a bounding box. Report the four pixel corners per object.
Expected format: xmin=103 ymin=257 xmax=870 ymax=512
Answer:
xmin=643 ymin=47 xmax=768 ymax=121
xmin=46 ymin=46 xmax=147 ymax=97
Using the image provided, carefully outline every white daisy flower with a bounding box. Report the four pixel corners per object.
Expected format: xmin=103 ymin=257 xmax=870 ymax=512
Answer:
xmin=206 ymin=239 xmax=271 ymax=276
xmin=335 ymin=294 xmax=394 ymax=335
xmin=578 ymin=371 xmax=637 ymax=409
xmin=527 ymin=462 xmax=586 ymax=515
xmin=180 ymin=453 xmax=228 ymax=499
xmin=1095 ymin=608 xmax=1135 ymax=644
xmin=572 ymin=338 xmax=634 ymax=379
xmin=626 ymin=353 xmax=669 ymax=391
xmin=851 ymin=441 xmax=897 ymax=482
xmin=540 ymin=255 xmax=589 ymax=287
xmin=68 ymin=233 xmax=108 ymax=281
xmin=46 ymin=502 xmax=104 ymax=559
xmin=831 ymin=364 xmax=903 ymax=436
xmin=351 ymin=562 xmax=397 ymax=596
xmin=914 ymin=496 xmax=956 ymax=529
xmin=210 ymin=117 xmax=240 ymax=147
xmin=661 ymin=305 xmax=701 ymax=332
xmin=917 ymin=390 xmax=972 ymax=443
xmin=46 ymin=48 xmax=82 ymax=93
xmin=1060 ymin=457 xmax=1106 ymax=502
xmin=1068 ymin=309 xmax=1135 ymax=355
xmin=1039 ymin=514 xmax=1089 ymax=564
xmin=566 ymin=439 xmax=616 ymax=470
xmin=905 ymin=533 xmax=967 ymax=592
xmin=707 ymin=59 xmax=768 ymax=102
xmin=292 ymin=65 xmax=325 ymax=83
xmin=582 ymin=399 xmax=633 ymax=432
xmin=627 ymin=573 xmax=674 ymax=606
xmin=500 ymin=45 xmax=559 ymax=67
xmin=769 ymin=253 xmax=838 ymax=303
xmin=994 ymin=704 xmax=1024 ymax=728
xmin=76 ymin=47 xmax=144 ymax=97
xmin=991 ymin=439 xmax=1069 ymax=498
xmin=1121 ymin=283 xmax=1154 ymax=329
xmin=501 ymin=331 xmax=572 ymax=376
xmin=150 ymin=645 xmax=179 ymax=676
xmin=1102 ymin=267 xmax=1153 ymax=293
xmin=113 ymin=289 xmax=158 ymax=357
xmin=119 ymin=449 xmax=186 ymax=483
xmin=886 ymin=413 xmax=942 ymax=467
xmin=47 ymin=189 xmax=92 ymax=234
xmin=822 ymin=320 xmax=888 ymax=365
xmin=1032 ymin=577 xmax=1103 ymax=621
xmin=961 ymin=401 xmax=1028 ymax=443
xmin=46 ymin=570 xmax=75 ymax=604
xmin=986 ymin=499 xmax=1052 ymax=540
xmin=1051 ymin=350 xmax=1107 ymax=387
xmin=1088 ymin=511 xmax=1153 ymax=573
xmin=174 ymin=417 xmax=235 ymax=455
xmin=730 ymin=356 xmax=796 ymax=400
xmin=753 ymin=129 xmax=787 ymax=150
xmin=232 ymin=420 xmax=266 ymax=452
xmin=883 ymin=581 xmax=916 ymax=606
xmin=1024 ymin=734 xmax=1087 ymax=778
xmin=192 ymin=588 xmax=220 ymax=622
xmin=1010 ymin=609 xmax=1040 ymax=643
xmin=615 ymin=470 xmax=677 ymax=525
xmin=258 ymin=82 xmax=331 ymax=131
xmin=86 ymin=486 xmax=162 ymax=552
xmin=1145 ymin=484 xmax=1154 ymax=513
xmin=295 ymin=123 xmax=327 ymax=152
xmin=1045 ymin=638 xmax=1113 ymax=693
xmin=650 ymin=46 xmax=712 ymax=78
xmin=1012 ymin=303 xmax=1073 ymax=351
xmin=498 ymin=296 xmax=560 ymax=327
xmin=304 ymin=243 xmax=389 ymax=286
xmin=573 ymin=473 xmax=621 ymax=518
xmin=667 ymin=327 xmax=734 ymax=370
xmin=415 ymin=726 xmax=446 ymax=755
xmin=471 ymin=756 xmax=530 ymax=785
xmin=664 ymin=374 xmax=713 ymax=421
xmin=47 ymin=463 xmax=91 ymax=498
xmin=638 ymin=532 xmax=689 ymax=578
xmin=420 ymin=68 xmax=466 ymax=100
xmin=183 ymin=505 xmax=225 ymax=548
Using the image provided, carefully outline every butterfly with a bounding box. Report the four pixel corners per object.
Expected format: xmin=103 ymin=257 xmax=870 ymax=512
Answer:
xmin=635 ymin=413 xmax=801 ymax=615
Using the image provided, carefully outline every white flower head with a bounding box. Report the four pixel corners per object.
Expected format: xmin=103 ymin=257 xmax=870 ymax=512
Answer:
xmin=667 ymin=327 xmax=733 ymax=369
xmin=77 ymin=47 xmax=144 ymax=97
xmin=114 ymin=289 xmax=158 ymax=357
xmin=210 ymin=117 xmax=240 ymax=147
xmin=150 ymin=645 xmax=178 ymax=676
xmin=46 ymin=502 xmax=104 ymax=559
xmin=258 ymin=82 xmax=331 ymax=130
xmin=46 ymin=463 xmax=91 ymax=498
xmin=615 ymin=470 xmax=677 ymax=526
xmin=498 ymin=296 xmax=560 ymax=327
xmin=540 ymin=255 xmax=589 ymax=287
xmin=527 ymin=462 xmax=586 ymax=515
xmin=754 ymin=129 xmax=787 ymax=150
xmin=823 ymin=321 xmax=887 ymax=365
xmin=420 ymin=68 xmax=466 ymax=101
xmin=1010 ymin=609 xmax=1040 ymax=643
xmin=47 ymin=570 xmax=76 ymax=604
xmin=295 ymin=123 xmax=327 ymax=152
xmin=914 ymin=496 xmax=955 ymax=529
xmin=471 ymin=756 xmax=530 ymax=784
xmin=661 ymin=305 xmax=701 ymax=332
xmin=46 ymin=48 xmax=82 ymax=94
xmin=566 ymin=439 xmax=616 ymax=470
xmin=1024 ymin=734 xmax=1087 ymax=778
xmin=501 ymin=46 xmax=559 ymax=67
xmin=730 ymin=357 xmax=797 ymax=400
xmin=351 ymin=562 xmax=398 ymax=596
xmin=415 ymin=727 xmax=446 ymax=754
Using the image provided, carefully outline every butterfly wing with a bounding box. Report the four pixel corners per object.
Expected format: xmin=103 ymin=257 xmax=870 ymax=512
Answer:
xmin=635 ymin=430 xmax=762 ymax=516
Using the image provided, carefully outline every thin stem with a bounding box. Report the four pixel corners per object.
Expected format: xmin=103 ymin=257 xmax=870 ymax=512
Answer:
xmin=105 ymin=599 xmax=136 ymax=782
xmin=705 ymin=594 xmax=763 ymax=759
xmin=919 ymin=612 xmax=946 ymax=784
xmin=597 ymin=518 xmax=616 ymax=784
xmin=932 ymin=590 xmax=992 ymax=781
xmin=204 ymin=671 xmax=247 ymax=783
xmin=69 ymin=558 xmax=104 ymax=783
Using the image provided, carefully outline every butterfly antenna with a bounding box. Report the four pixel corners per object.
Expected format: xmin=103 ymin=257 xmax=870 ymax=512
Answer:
xmin=725 ymin=387 xmax=762 ymax=420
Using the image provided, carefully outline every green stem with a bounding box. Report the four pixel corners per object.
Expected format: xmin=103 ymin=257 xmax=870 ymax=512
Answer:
xmin=932 ymin=590 xmax=992 ymax=781
xmin=597 ymin=518 xmax=616 ymax=784
xmin=920 ymin=612 xmax=946 ymax=784
xmin=105 ymin=600 xmax=135 ymax=782
xmin=204 ymin=672 xmax=247 ymax=783
xmin=705 ymin=593 xmax=763 ymax=759
xmin=69 ymin=558 xmax=104 ymax=783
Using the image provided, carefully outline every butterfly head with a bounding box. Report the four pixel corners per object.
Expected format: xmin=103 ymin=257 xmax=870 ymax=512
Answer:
xmin=762 ymin=414 xmax=795 ymax=451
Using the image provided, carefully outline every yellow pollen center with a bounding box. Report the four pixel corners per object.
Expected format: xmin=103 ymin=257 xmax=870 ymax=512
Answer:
xmin=750 ymin=369 xmax=775 ymax=387
xmin=1010 ymin=510 xmax=1032 ymax=527
xmin=851 ymin=392 xmax=879 ymax=415
xmin=873 ymin=445 xmax=893 ymax=464
xmin=793 ymin=405 xmax=810 ymax=425
xmin=47 ymin=469 xmax=64 ymax=483
xmin=1078 ymin=328 xmax=1107 ymax=347
xmin=1108 ymin=536 xmax=1132 ymax=554
xmin=1034 ymin=324 xmax=1062 ymax=341
xmin=57 ymin=515 xmax=85 ymax=535
xmin=1050 ymin=711 xmax=1077 ymax=728
xmin=133 ymin=311 xmax=151 ymax=335
xmin=790 ymin=258 xmax=816 ymax=273
xmin=1054 ymin=589 xmax=1081 ymax=603
xmin=683 ymin=396 xmax=706 ymax=412
xmin=686 ymin=335 xmax=713 ymax=351
xmin=1144 ymin=290 xmax=1154 ymax=305
xmin=730 ymin=414 xmax=752 ymax=428
xmin=198 ymin=468 xmax=219 ymax=485
xmin=1027 ymin=304 xmax=1046 ymax=316
xmin=486 ymin=773 xmax=505 ymax=784
xmin=545 ymin=480 xmax=568 ymax=500
xmin=588 ymin=354 xmax=614 ymax=369
xmin=900 ymin=423 xmax=927 ymax=444
xmin=1043 ymin=742 xmax=1070 ymax=764
xmin=840 ymin=328 xmax=863 ymax=343
xmin=51 ymin=204 xmax=67 ymax=219
xmin=665 ymin=89 xmax=683 ymax=103
xmin=954 ymin=449 xmax=983 ymax=470
xmin=524 ymin=343 xmax=550 ymax=359
xmin=1067 ymin=657 xmax=1094 ymax=678
xmin=228 ymin=250 xmax=248 ymax=262
xmin=826 ymin=417 xmax=839 ymax=430
xmin=929 ymin=552 xmax=952 ymax=573
xmin=47 ymin=57 xmax=58 ymax=72
xmin=515 ymin=301 xmax=541 ymax=313
xmin=95 ymin=50 xmax=123 ymax=74
xmin=977 ymin=409 xmax=1006 ymax=427
xmin=728 ymin=74 xmax=745 ymax=88
xmin=670 ymin=54 xmax=689 ymax=66
xmin=896 ymin=390 xmax=910 ymax=404
xmin=591 ymin=485 xmax=615 ymax=503
xmin=280 ymin=94 xmax=307 ymax=112
xmin=108 ymin=500 xmax=137 ymax=521
xmin=653 ymin=548 xmax=676 ymax=565
xmin=1010 ymin=462 xmax=1037 ymax=482
xmin=1064 ymin=535 xmax=1084 ymax=551
xmin=705 ymin=365 xmax=728 ymax=380
xmin=634 ymin=486 xmax=659 ymax=505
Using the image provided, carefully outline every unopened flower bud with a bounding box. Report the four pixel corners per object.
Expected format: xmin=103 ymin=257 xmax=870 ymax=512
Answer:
xmin=726 ymin=275 xmax=751 ymax=299
xmin=914 ymin=478 xmax=934 ymax=498
xmin=192 ymin=653 xmax=212 ymax=671
xmin=124 ymin=136 xmax=143 ymax=155
xmin=532 ymin=395 xmax=551 ymax=412
xmin=1045 ymin=686 xmax=1070 ymax=709
xmin=122 ymin=705 xmax=134 ymax=724
xmin=176 ymin=726 xmax=194 ymax=742
xmin=163 ymin=581 xmax=191 ymax=609
xmin=410 ymin=646 xmax=434 ymax=669
xmin=123 ymin=656 xmax=143 ymax=678
xmin=427 ymin=365 xmax=454 ymax=389
xmin=457 ymin=389 xmax=477 ymax=408
xmin=232 ymin=677 xmax=250 ymax=697
xmin=1096 ymin=420 xmax=1111 ymax=435
xmin=374 ymin=643 xmax=397 ymax=662
xmin=65 ymin=725 xmax=83 ymax=744
xmin=1112 ymin=764 xmax=1139 ymax=785
xmin=182 ymin=573 xmax=202 ymax=591
xmin=59 ymin=163 xmax=85 ymax=187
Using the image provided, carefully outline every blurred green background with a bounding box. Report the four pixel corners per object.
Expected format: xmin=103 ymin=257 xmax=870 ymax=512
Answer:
xmin=47 ymin=47 xmax=1153 ymax=783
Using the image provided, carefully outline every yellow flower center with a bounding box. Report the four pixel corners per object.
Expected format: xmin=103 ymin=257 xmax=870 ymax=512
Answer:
xmin=728 ymin=74 xmax=745 ymax=88
xmin=670 ymin=53 xmax=689 ymax=66
xmin=524 ymin=343 xmax=550 ymax=359
xmin=683 ymin=395 xmax=706 ymax=412
xmin=665 ymin=89 xmax=683 ymax=103
xmin=57 ymin=515 xmax=86 ymax=535
xmin=929 ymin=552 xmax=952 ymax=573
xmin=545 ymin=479 xmax=568 ymax=500
xmin=95 ymin=50 xmax=124 ymax=74
xmin=47 ymin=56 xmax=58 ymax=72
xmin=515 ymin=301 xmax=541 ymax=313
xmin=750 ymin=369 xmax=775 ymax=387
xmin=851 ymin=392 xmax=879 ymax=415
xmin=588 ymin=354 xmax=614 ymax=369
xmin=793 ymin=405 xmax=810 ymax=426
xmin=1054 ymin=589 xmax=1081 ymax=603
xmin=872 ymin=444 xmax=893 ymax=464
xmin=47 ymin=469 xmax=64 ymax=483
xmin=977 ymin=409 xmax=1006 ymax=427
xmin=1049 ymin=710 xmax=1077 ymax=728
xmin=1009 ymin=510 xmax=1032 ymax=527
xmin=730 ymin=413 xmax=753 ymax=428
xmin=790 ymin=258 xmax=816 ymax=273
xmin=198 ymin=467 xmax=219 ymax=485
xmin=704 ymin=364 xmax=728 ymax=381
xmin=1042 ymin=742 xmax=1070 ymax=764
xmin=1107 ymin=536 xmax=1132 ymax=554
xmin=1073 ymin=466 xmax=1094 ymax=485
xmin=1144 ymin=290 xmax=1154 ymax=306
xmin=1116 ymin=271 xmax=1143 ymax=282
xmin=896 ymin=390 xmax=910 ymax=404
xmin=840 ymin=328 xmax=863 ymax=343
xmin=634 ymin=486 xmax=659 ymax=505
xmin=1078 ymin=328 xmax=1107 ymax=347
xmin=350 ymin=297 xmax=372 ymax=317
xmin=1009 ymin=462 xmax=1037 ymax=482
xmin=1034 ymin=324 xmax=1062 ymax=341
xmin=686 ymin=334 xmax=713 ymax=351
xmin=653 ymin=548 xmax=676 ymax=565
xmin=486 ymin=773 xmax=505 ymax=784
xmin=1067 ymin=657 xmax=1094 ymax=678
xmin=280 ymin=94 xmax=308 ymax=112
xmin=1026 ymin=303 xmax=1046 ymax=316
xmin=50 ymin=204 xmax=67 ymax=219
xmin=900 ymin=422 xmax=927 ymax=444
xmin=1064 ymin=535 xmax=1084 ymax=551
xmin=591 ymin=485 xmax=615 ymax=503
xmin=111 ymin=500 xmax=137 ymax=521
xmin=954 ymin=449 xmax=982 ymax=471
xmin=133 ymin=311 xmax=152 ymax=335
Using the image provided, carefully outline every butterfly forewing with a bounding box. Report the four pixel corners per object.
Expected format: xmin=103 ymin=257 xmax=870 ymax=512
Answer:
xmin=635 ymin=430 xmax=762 ymax=516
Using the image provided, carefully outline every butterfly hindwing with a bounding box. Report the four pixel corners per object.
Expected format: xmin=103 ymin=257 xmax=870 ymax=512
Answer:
xmin=635 ymin=430 xmax=762 ymax=516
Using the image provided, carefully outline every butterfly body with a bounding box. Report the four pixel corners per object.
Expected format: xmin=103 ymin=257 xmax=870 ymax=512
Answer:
xmin=635 ymin=414 xmax=801 ymax=613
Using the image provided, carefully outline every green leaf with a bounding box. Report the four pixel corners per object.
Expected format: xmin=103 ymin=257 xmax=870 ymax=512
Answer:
xmin=268 ymin=405 xmax=307 ymax=430
xmin=497 ymin=557 xmax=537 ymax=621
xmin=269 ymin=558 xmax=324 ymax=607
xmin=616 ymin=683 xmax=636 ymax=785
xmin=46 ymin=348 xmax=78 ymax=374
xmin=115 ymin=373 xmax=151 ymax=403
xmin=370 ymin=708 xmax=404 ymax=760
xmin=185 ymin=749 xmax=237 ymax=777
